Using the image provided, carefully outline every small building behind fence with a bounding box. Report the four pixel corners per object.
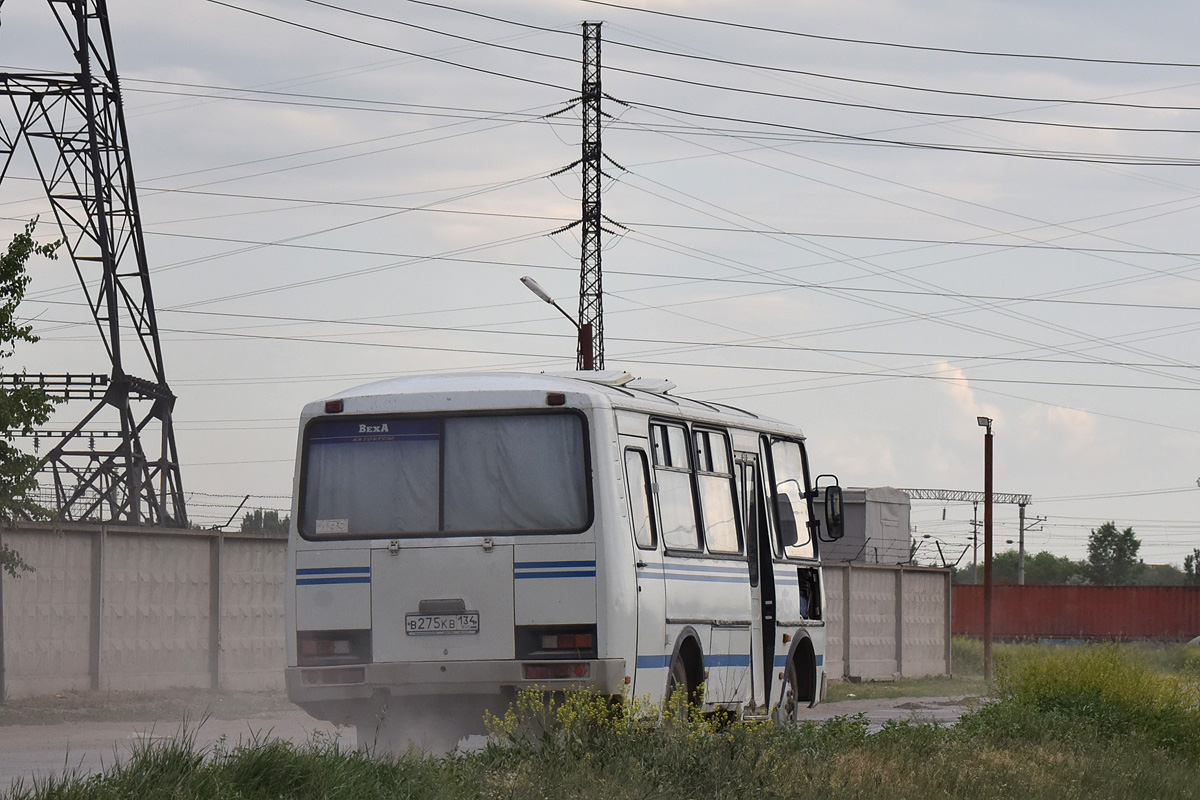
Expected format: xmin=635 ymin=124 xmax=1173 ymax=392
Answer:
xmin=817 ymin=487 xmax=912 ymax=565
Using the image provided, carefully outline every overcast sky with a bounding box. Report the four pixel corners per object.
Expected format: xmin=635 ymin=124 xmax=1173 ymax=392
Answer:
xmin=3 ymin=0 xmax=1199 ymax=566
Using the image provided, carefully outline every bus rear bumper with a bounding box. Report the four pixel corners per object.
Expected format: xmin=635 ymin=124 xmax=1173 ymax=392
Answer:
xmin=286 ymin=658 xmax=627 ymax=707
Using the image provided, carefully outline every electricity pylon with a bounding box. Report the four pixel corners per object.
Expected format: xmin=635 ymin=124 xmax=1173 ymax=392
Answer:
xmin=577 ymin=21 xmax=604 ymax=371
xmin=0 ymin=0 xmax=187 ymax=525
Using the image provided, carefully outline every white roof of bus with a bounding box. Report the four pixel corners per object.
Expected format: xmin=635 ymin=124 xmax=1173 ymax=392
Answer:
xmin=306 ymin=371 xmax=805 ymax=438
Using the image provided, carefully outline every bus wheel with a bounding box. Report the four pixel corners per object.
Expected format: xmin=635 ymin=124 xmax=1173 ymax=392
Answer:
xmin=774 ymin=657 xmax=802 ymax=724
xmin=665 ymin=651 xmax=698 ymax=721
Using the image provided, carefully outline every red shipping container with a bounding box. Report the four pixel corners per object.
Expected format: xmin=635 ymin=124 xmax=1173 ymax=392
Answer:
xmin=952 ymin=585 xmax=1200 ymax=641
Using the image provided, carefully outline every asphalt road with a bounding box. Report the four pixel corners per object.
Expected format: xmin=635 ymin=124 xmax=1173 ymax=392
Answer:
xmin=1 ymin=697 xmax=976 ymax=793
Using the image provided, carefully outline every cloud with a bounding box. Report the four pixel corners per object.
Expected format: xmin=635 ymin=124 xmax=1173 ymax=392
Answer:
xmin=1019 ymin=403 xmax=1100 ymax=458
xmin=935 ymin=361 xmax=998 ymax=433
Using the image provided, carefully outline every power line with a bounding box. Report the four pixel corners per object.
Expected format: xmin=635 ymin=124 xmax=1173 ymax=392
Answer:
xmin=577 ymin=0 xmax=1200 ymax=68
xmin=199 ymin=1 xmax=1200 ymax=166
xmin=1038 ymin=486 xmax=1199 ymax=503
xmin=601 ymin=36 xmax=1200 ymax=113
xmin=203 ymin=0 xmax=572 ymax=93
xmin=293 ymin=0 xmax=1200 ymax=134
xmin=627 ymin=99 xmax=1200 ymax=166
xmin=26 ymin=169 xmax=554 ymax=302
xmin=393 ymin=0 xmax=1200 ymax=110
xmin=76 ymin=180 xmax=1200 ymax=264
xmin=100 ymin=232 xmax=1200 ymax=316
xmin=603 ymin=108 xmax=1200 ymax=384
xmin=32 ymin=314 xmax=1200 ymax=394
xmin=603 ymin=163 xmax=1200 ymax=391
xmin=125 ymin=79 xmax=564 ymax=120
xmin=30 ymin=297 xmax=1200 ymax=371
xmin=299 ymin=0 xmax=576 ymax=63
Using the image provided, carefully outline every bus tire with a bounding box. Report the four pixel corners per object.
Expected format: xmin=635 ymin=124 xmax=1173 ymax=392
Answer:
xmin=665 ymin=636 xmax=702 ymax=717
xmin=775 ymin=638 xmax=817 ymax=724
xmin=774 ymin=657 xmax=803 ymax=724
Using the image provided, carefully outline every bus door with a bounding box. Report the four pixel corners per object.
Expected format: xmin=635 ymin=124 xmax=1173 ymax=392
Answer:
xmin=738 ymin=453 xmax=776 ymax=712
xmin=623 ymin=445 xmax=665 ymax=699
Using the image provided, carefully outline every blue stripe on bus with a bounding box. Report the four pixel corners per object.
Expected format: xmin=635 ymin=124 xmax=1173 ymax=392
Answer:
xmin=515 ymin=560 xmax=596 ymax=569
xmin=514 ymin=570 xmax=596 ymax=579
xmin=640 ymin=653 xmax=824 ymax=671
xmin=297 ymin=567 xmax=370 ymax=575
xmin=297 ymin=577 xmax=371 ymax=585
xmin=636 ymin=654 xmax=672 ymax=669
xmin=773 ymin=654 xmax=825 ymax=667
xmin=704 ymin=654 xmax=751 ymax=668
xmin=661 ymin=562 xmax=748 ymax=574
xmin=659 ymin=572 xmax=746 ymax=584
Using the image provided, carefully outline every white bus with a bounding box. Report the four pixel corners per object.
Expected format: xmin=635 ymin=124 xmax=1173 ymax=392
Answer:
xmin=285 ymin=371 xmax=844 ymax=752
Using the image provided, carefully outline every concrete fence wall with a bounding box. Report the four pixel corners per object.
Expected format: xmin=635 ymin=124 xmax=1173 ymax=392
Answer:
xmin=0 ymin=523 xmax=286 ymax=701
xmin=2 ymin=525 xmax=952 ymax=700
xmin=824 ymin=564 xmax=952 ymax=681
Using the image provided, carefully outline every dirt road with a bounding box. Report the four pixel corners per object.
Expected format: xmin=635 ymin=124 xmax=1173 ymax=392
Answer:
xmin=0 ymin=694 xmax=978 ymax=792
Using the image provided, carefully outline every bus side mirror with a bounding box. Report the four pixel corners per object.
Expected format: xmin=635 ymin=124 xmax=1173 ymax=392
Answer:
xmin=814 ymin=474 xmax=844 ymax=541
xmin=776 ymin=497 xmax=799 ymax=548
xmin=823 ymin=484 xmax=844 ymax=541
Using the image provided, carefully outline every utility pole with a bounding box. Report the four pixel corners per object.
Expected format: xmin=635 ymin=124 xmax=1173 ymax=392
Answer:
xmin=577 ymin=21 xmax=603 ymax=371
xmin=0 ymin=0 xmax=186 ymax=525
xmin=1018 ymin=502 xmax=1027 ymax=585
xmin=978 ymin=416 xmax=994 ymax=681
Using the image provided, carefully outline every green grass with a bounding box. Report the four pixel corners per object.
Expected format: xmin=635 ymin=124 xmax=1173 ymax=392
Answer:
xmin=8 ymin=644 xmax=1200 ymax=800
xmin=825 ymin=638 xmax=1200 ymax=702
xmin=825 ymin=674 xmax=987 ymax=701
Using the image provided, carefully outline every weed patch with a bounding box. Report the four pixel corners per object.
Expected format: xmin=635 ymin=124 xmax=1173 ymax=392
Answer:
xmin=8 ymin=651 xmax=1200 ymax=800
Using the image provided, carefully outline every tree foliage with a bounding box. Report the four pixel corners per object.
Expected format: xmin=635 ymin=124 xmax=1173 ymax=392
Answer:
xmin=987 ymin=549 xmax=1090 ymax=585
xmin=241 ymin=508 xmax=290 ymax=534
xmin=0 ymin=221 xmax=61 ymax=577
xmin=1087 ymin=521 xmax=1142 ymax=586
xmin=1135 ymin=563 xmax=1187 ymax=587
xmin=951 ymin=539 xmax=1188 ymax=587
xmin=1185 ymin=549 xmax=1200 ymax=586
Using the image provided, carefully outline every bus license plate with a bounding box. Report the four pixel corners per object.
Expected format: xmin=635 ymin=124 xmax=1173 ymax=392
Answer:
xmin=405 ymin=612 xmax=480 ymax=635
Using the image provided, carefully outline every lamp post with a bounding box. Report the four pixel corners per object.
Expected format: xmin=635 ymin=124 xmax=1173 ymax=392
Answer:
xmin=977 ymin=415 xmax=994 ymax=681
xmin=521 ymin=276 xmax=594 ymax=370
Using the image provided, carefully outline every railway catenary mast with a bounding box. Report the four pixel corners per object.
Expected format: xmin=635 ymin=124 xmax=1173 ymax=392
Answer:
xmin=0 ymin=0 xmax=187 ymax=525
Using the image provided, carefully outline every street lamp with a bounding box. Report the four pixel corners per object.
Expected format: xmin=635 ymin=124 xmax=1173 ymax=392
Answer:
xmin=521 ymin=276 xmax=594 ymax=370
xmin=977 ymin=415 xmax=994 ymax=680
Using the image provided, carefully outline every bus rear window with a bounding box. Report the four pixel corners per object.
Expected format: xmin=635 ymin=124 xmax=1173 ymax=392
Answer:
xmin=300 ymin=412 xmax=590 ymax=538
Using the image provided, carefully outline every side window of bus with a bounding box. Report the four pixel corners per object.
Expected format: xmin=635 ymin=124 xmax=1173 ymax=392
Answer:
xmin=769 ymin=439 xmax=815 ymax=560
xmin=624 ymin=449 xmax=657 ymax=550
xmin=650 ymin=422 xmax=700 ymax=551
xmin=694 ymin=429 xmax=741 ymax=555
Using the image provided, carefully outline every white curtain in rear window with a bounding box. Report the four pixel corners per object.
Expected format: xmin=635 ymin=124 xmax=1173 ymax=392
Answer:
xmin=305 ymin=437 xmax=439 ymax=534
xmin=442 ymin=415 xmax=588 ymax=532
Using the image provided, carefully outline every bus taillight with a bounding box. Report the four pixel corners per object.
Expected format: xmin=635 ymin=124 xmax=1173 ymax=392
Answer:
xmin=297 ymin=630 xmax=371 ymax=666
xmin=541 ymin=633 xmax=593 ymax=650
xmin=516 ymin=625 xmax=597 ymax=659
xmin=524 ymin=663 xmax=590 ymax=680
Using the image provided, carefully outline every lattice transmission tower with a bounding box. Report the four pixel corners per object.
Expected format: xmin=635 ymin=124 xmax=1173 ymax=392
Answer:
xmin=577 ymin=21 xmax=604 ymax=371
xmin=0 ymin=0 xmax=187 ymax=526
